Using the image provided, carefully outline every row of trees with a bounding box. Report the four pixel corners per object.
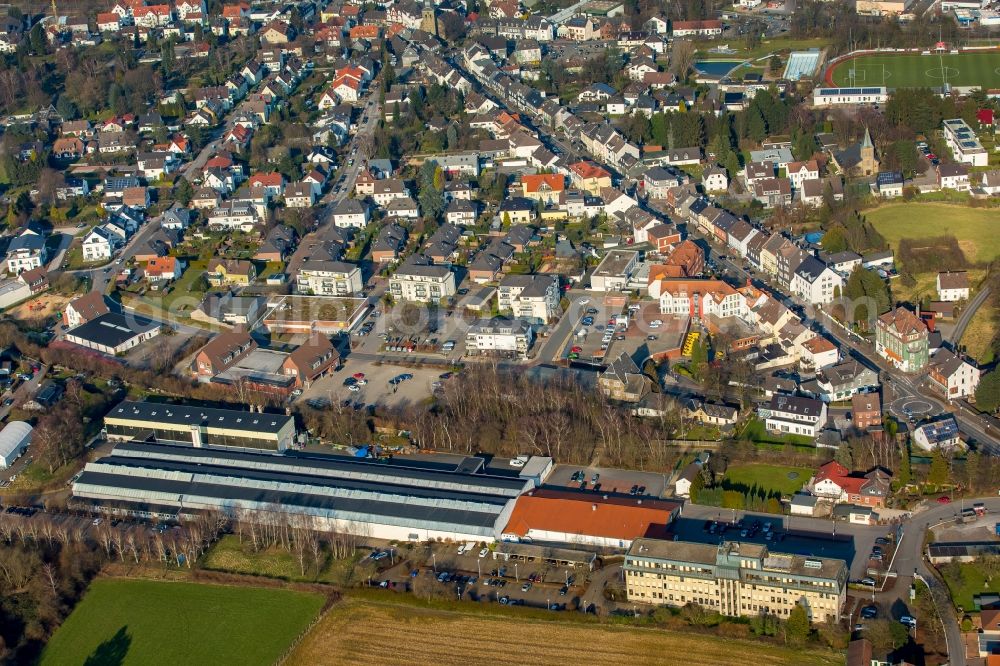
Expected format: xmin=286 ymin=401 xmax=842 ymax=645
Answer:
xmin=0 ymin=508 xmax=227 ymax=662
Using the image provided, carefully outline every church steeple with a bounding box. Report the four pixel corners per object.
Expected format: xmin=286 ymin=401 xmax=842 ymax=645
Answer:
xmin=421 ymin=0 xmax=438 ymax=35
xmin=862 ymin=127 xmax=873 ymax=149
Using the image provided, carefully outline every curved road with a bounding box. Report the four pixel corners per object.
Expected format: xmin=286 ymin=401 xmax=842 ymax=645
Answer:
xmin=681 ymin=497 xmax=1000 ymax=665
xmin=948 ymin=285 xmax=992 ymax=345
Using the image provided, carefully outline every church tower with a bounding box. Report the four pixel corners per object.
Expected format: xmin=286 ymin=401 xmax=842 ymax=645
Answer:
xmin=421 ymin=0 xmax=438 ymax=35
xmin=860 ymin=127 xmax=878 ymax=176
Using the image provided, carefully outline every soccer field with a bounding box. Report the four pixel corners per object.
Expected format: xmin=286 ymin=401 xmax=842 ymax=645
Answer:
xmin=828 ymin=51 xmax=1000 ymax=88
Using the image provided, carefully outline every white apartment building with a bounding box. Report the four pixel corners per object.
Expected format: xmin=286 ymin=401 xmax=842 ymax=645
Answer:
xmin=388 ymin=256 xmax=456 ymax=303
xmin=791 ymin=257 xmax=842 ymax=305
xmin=496 ymin=274 xmax=561 ymax=325
xmin=296 ymin=260 xmax=363 ymax=296
xmin=81 ymin=226 xmax=117 ymax=262
xmin=5 ymin=227 xmax=47 ymax=275
xmin=942 ymin=118 xmax=988 ymax=167
xmin=465 ymin=318 xmax=534 ymax=358
xmin=760 ymin=394 xmax=827 ymax=438
xmin=625 ymin=539 xmax=847 ymax=624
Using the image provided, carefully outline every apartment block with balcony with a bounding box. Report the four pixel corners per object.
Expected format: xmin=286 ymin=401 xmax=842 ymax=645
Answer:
xmin=388 ymin=254 xmax=456 ymax=303
xmin=496 ymin=274 xmax=560 ymax=324
xmin=296 ymin=260 xmax=363 ymax=296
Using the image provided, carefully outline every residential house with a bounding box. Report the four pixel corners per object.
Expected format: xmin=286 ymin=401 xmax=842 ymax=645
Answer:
xmin=875 ymin=171 xmax=904 ymax=198
xmin=852 ymin=392 xmax=882 ymax=430
xmin=193 ymin=330 xmax=257 ymax=378
xmin=371 ymin=223 xmax=408 ymax=263
xmin=809 ymin=461 xmax=891 ymax=507
xmin=445 ymin=199 xmax=478 ymax=226
xmin=760 ymin=394 xmax=827 ymax=438
xmin=912 ymin=416 xmax=961 ymax=452
xmin=785 ymin=160 xmax=819 ymax=190
xmin=753 ymin=178 xmax=793 ymax=208
xmin=928 ymin=349 xmax=980 ymax=400
xmin=937 ymin=163 xmax=970 ymax=191
xmin=81 ymin=226 xmax=118 ymax=262
xmin=331 ymin=199 xmax=370 ymax=229
xmin=281 ymin=334 xmax=339 ymax=388
xmin=5 ymin=224 xmax=48 ymax=274
xmin=937 ymin=271 xmax=969 ymax=302
xmin=284 ymin=182 xmax=315 ymax=208
xmin=206 ymin=258 xmax=256 ymax=287
xmin=63 ymin=291 xmax=114 ymax=328
xmin=702 ymin=165 xmax=728 ymax=192
xmin=685 ymin=400 xmax=739 ymax=427
xmin=875 ymin=307 xmax=929 ymax=373
xmin=521 ymin=174 xmax=565 ymax=205
xmin=144 ymin=256 xmax=184 ymax=285
xmin=791 ymin=256 xmax=842 ymax=305
xmin=598 ymin=352 xmax=651 ymax=403
xmin=804 ymin=360 xmax=879 ymax=402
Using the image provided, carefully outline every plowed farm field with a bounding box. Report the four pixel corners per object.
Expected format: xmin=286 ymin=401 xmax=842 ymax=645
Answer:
xmin=287 ymin=596 xmax=843 ymax=666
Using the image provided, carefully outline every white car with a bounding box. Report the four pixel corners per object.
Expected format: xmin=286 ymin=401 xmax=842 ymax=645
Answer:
xmin=479 ymin=547 xmax=489 ymax=558
xmin=348 ymin=384 xmax=361 ymax=392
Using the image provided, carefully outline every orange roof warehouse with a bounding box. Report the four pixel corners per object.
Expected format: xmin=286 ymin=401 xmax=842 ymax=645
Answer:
xmin=501 ymin=488 xmax=681 ymax=549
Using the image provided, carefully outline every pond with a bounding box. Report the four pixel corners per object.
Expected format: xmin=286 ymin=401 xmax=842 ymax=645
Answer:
xmin=694 ymin=60 xmax=743 ymax=77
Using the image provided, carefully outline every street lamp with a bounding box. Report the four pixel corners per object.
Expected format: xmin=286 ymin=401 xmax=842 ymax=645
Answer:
xmin=432 ymin=553 xmax=437 ymax=574
xmin=515 ymin=563 xmax=519 ymax=582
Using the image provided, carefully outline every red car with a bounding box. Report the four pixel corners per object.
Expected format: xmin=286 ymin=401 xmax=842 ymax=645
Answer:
xmin=570 ymin=346 xmax=582 ymax=353
xmin=352 ymin=372 xmax=366 ymax=380
xmin=936 ymin=496 xmax=951 ymax=504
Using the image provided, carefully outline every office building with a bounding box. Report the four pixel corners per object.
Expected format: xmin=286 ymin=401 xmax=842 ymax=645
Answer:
xmin=625 ymin=539 xmax=847 ymax=623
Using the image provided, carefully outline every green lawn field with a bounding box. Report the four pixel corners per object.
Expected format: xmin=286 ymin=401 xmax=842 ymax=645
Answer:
xmin=866 ymin=203 xmax=1000 ymax=264
xmin=41 ymin=579 xmax=325 ymax=666
xmin=723 ymin=463 xmax=813 ymax=496
xmin=829 ymin=51 xmax=1000 ymax=88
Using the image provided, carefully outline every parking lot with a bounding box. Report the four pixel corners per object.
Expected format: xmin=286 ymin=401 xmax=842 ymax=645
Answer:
xmin=367 ymin=540 xmax=593 ymax=611
xmin=349 ymin=305 xmax=470 ymax=361
xmin=297 ymin=359 xmax=450 ymax=409
xmin=544 ymin=464 xmax=667 ymax=498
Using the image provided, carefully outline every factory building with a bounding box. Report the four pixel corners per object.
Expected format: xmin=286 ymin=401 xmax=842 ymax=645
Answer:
xmin=72 ymin=442 xmax=539 ymax=542
xmin=103 ymin=400 xmax=297 ymax=452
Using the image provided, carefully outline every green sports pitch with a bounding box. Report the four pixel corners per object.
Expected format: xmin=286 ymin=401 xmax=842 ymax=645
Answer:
xmin=827 ymin=51 xmax=1000 ymax=88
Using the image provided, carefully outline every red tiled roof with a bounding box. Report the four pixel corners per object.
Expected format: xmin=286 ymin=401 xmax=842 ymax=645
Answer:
xmin=521 ymin=173 xmax=565 ymax=194
xmin=569 ymin=161 xmax=611 ymax=180
xmin=503 ymin=488 xmax=680 ymax=541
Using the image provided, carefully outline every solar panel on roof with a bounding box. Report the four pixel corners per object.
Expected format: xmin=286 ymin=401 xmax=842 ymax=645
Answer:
xmin=862 ymin=88 xmax=883 ymax=94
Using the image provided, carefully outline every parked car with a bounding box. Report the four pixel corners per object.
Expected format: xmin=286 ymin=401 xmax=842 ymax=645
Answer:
xmin=899 ymin=615 xmax=916 ymax=629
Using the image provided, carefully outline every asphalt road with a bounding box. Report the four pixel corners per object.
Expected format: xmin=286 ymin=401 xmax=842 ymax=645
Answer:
xmin=948 ymin=285 xmax=991 ymax=345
